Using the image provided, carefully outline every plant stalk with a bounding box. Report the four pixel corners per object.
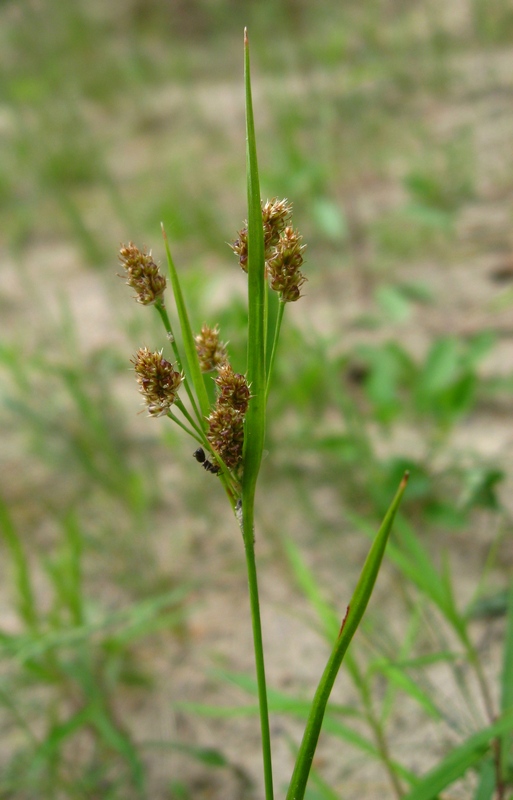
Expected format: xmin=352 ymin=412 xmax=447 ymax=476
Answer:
xmin=240 ymin=493 xmax=274 ymax=800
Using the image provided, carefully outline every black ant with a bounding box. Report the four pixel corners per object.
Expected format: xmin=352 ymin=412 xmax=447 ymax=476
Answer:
xmin=193 ymin=447 xmax=220 ymax=474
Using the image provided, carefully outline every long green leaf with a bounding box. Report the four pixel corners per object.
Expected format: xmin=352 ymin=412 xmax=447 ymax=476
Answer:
xmin=161 ymin=225 xmax=210 ymax=422
xmin=0 ymin=496 xmax=38 ymax=631
xmin=239 ymin=30 xmax=273 ymax=800
xmin=241 ymin=27 xmax=266 ymax=507
xmin=286 ymin=473 xmax=409 ymax=800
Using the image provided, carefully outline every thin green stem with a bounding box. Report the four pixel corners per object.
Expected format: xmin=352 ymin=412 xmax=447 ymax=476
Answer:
xmin=154 ymin=300 xmax=203 ymax=427
xmin=353 ymin=657 xmax=403 ymax=799
xmin=241 ymin=495 xmax=274 ymax=800
xmin=241 ymin=27 xmax=273 ymax=800
xmin=174 ymin=398 xmax=205 ymax=440
xmin=265 ymin=299 xmax=285 ymax=403
xmin=166 ymin=410 xmax=201 ymax=442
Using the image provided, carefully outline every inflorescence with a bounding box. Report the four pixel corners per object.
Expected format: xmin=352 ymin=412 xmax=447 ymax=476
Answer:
xmin=120 ymin=197 xmax=305 ymax=480
xmin=131 ymin=347 xmax=183 ymax=418
xmin=231 ymin=197 xmax=306 ymax=302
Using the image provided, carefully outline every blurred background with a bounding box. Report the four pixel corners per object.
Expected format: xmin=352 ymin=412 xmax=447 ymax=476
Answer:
xmin=1 ymin=0 xmax=513 ymax=798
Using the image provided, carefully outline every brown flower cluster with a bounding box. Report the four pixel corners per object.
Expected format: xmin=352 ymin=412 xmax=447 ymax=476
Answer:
xmin=195 ymin=324 xmax=228 ymax=373
xmin=206 ymin=363 xmax=249 ymax=470
xmin=131 ymin=347 xmax=182 ymax=417
xmin=119 ymin=242 xmax=166 ymax=305
xmin=231 ymin=198 xmax=306 ymax=302
xmin=266 ymin=225 xmax=307 ymax=302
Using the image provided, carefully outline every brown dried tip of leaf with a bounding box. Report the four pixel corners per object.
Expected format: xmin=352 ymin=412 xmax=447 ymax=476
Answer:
xmin=119 ymin=242 xmax=166 ymax=305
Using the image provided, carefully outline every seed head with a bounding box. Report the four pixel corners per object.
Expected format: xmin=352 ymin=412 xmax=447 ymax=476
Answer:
xmin=195 ymin=324 xmax=228 ymax=372
xmin=266 ymin=226 xmax=307 ymax=302
xmin=131 ymin=347 xmax=182 ymax=417
xmin=262 ymin=197 xmax=293 ymax=255
xmin=119 ymin=242 xmax=166 ymax=305
xmin=230 ymin=198 xmax=293 ymax=273
xmin=215 ymin=364 xmax=250 ymax=414
xmin=207 ymin=405 xmax=245 ymax=469
xmin=230 ymin=226 xmax=249 ymax=273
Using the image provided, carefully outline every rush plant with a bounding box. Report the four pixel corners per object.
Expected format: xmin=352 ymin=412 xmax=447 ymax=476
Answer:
xmin=118 ymin=31 xmax=409 ymax=800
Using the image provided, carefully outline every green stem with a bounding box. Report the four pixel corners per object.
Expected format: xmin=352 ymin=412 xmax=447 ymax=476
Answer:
xmin=242 ymin=28 xmax=273 ymax=800
xmin=265 ymin=299 xmax=285 ymax=403
xmin=354 ymin=657 xmax=403 ymax=799
xmin=154 ymin=300 xmax=203 ymax=426
xmin=240 ymin=493 xmax=274 ymax=800
xmin=174 ymin=398 xmax=205 ymax=440
xmin=166 ymin=411 xmax=201 ymax=442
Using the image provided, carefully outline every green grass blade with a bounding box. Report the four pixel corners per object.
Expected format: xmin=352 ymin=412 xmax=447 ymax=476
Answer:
xmin=161 ymin=224 xmax=210 ymax=423
xmin=499 ymin=579 xmax=513 ymax=783
xmin=241 ymin=27 xmax=266 ymax=505
xmin=353 ymin=514 xmax=466 ymax=641
xmin=284 ymin=537 xmax=340 ymax=642
xmin=372 ymin=660 xmax=443 ymax=720
xmin=473 ymin=758 xmax=495 ymax=800
xmin=0 ymin=496 xmax=38 ymax=631
xmin=240 ymin=30 xmax=273 ymax=800
xmin=286 ymin=473 xmax=409 ymax=800
xmin=402 ymin=712 xmax=513 ymax=800
xmin=92 ymin=706 xmax=146 ymax=791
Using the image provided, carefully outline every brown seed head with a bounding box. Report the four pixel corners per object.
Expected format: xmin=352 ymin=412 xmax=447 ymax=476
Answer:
xmin=230 ymin=227 xmax=249 ymax=273
xmin=131 ymin=347 xmax=182 ymax=417
xmin=215 ymin=364 xmax=250 ymax=413
xmin=262 ymin=198 xmax=293 ymax=256
xmin=195 ymin=324 xmax=228 ymax=372
xmin=266 ymin=226 xmax=307 ymax=302
xmin=119 ymin=242 xmax=166 ymax=305
xmin=230 ymin=198 xmax=293 ymax=273
xmin=207 ymin=405 xmax=245 ymax=469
